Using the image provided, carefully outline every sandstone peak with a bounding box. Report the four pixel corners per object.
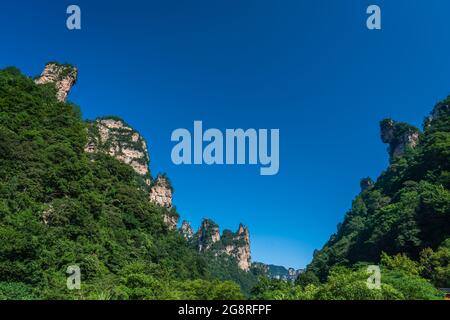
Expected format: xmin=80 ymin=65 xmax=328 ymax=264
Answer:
xmin=162 ymin=211 xmax=179 ymax=230
xmin=149 ymin=174 xmax=173 ymax=208
xmin=85 ymin=117 xmax=151 ymax=183
xmin=380 ymin=118 xmax=420 ymax=160
xmin=180 ymin=220 xmax=194 ymax=240
xmin=35 ymin=62 xmax=77 ymax=102
xmin=229 ymin=223 xmax=251 ymax=271
xmin=190 ymin=219 xmax=251 ymax=271
xmin=237 ymin=223 xmax=249 ymax=238
xmin=197 ymin=218 xmax=221 ymax=252
xmin=84 ymin=117 xmax=178 ymax=230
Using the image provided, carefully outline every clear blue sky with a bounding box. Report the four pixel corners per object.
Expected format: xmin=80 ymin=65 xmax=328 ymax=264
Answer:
xmin=1 ymin=0 xmax=450 ymax=268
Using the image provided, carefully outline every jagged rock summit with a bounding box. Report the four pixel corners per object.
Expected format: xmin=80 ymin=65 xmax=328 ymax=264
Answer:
xmin=197 ymin=219 xmax=221 ymax=252
xmin=84 ymin=116 xmax=177 ymax=228
xmin=180 ymin=220 xmax=194 ymax=240
xmin=380 ymin=118 xmax=420 ymax=160
xmin=188 ymin=219 xmax=252 ymax=271
xmin=227 ymin=223 xmax=252 ymax=271
xmin=35 ymin=62 xmax=77 ymax=102
xmin=149 ymin=175 xmax=173 ymax=208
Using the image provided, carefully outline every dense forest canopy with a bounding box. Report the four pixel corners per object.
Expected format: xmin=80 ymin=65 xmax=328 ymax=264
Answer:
xmin=0 ymin=66 xmax=243 ymax=299
xmin=251 ymin=98 xmax=449 ymax=300
xmin=305 ymin=97 xmax=450 ymax=287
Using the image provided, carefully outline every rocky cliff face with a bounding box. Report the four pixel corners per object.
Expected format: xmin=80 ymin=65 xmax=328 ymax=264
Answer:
xmin=188 ymin=219 xmax=252 ymax=271
xmin=163 ymin=212 xmax=178 ymax=230
xmin=180 ymin=220 xmax=194 ymax=239
xmin=226 ymin=224 xmax=251 ymax=271
xmin=85 ymin=118 xmax=151 ymax=184
xmin=84 ymin=118 xmax=180 ymax=229
xmin=196 ymin=219 xmax=221 ymax=252
xmin=149 ymin=175 xmax=173 ymax=208
xmin=286 ymin=268 xmax=304 ymax=281
xmin=380 ymin=118 xmax=420 ymax=160
xmin=35 ymin=63 xmax=77 ymax=102
xmin=149 ymin=175 xmax=176 ymax=228
xmin=251 ymin=262 xmax=304 ymax=282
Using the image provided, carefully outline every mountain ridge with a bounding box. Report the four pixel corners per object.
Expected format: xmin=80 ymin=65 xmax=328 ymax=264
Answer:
xmin=34 ymin=62 xmax=256 ymax=279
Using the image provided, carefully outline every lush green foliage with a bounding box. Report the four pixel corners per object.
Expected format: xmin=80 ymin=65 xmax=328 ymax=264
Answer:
xmin=251 ymin=95 xmax=449 ymax=300
xmin=252 ymin=253 xmax=443 ymax=300
xmin=0 ymin=67 xmax=243 ymax=300
xmin=307 ymin=98 xmax=450 ymax=290
xmin=203 ymin=253 xmax=257 ymax=297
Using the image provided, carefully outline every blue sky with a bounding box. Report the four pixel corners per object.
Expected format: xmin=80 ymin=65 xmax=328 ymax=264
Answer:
xmin=1 ymin=0 xmax=450 ymax=268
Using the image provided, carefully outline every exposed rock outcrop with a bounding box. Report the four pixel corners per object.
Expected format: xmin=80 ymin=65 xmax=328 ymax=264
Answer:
xmin=85 ymin=117 xmax=151 ymax=183
xmin=286 ymin=268 xmax=304 ymax=282
xmin=251 ymin=262 xmax=304 ymax=282
xmin=163 ymin=212 xmax=179 ymax=230
xmin=197 ymin=219 xmax=221 ymax=252
xmin=380 ymin=119 xmax=420 ymax=160
xmin=35 ymin=63 xmax=77 ymax=102
xmin=149 ymin=175 xmax=173 ymax=208
xmin=225 ymin=224 xmax=251 ymax=271
xmin=189 ymin=219 xmax=251 ymax=271
xmin=83 ymin=117 xmax=182 ymax=230
xmin=251 ymin=262 xmax=269 ymax=275
xmin=149 ymin=176 xmax=177 ymax=228
xmin=180 ymin=220 xmax=194 ymax=240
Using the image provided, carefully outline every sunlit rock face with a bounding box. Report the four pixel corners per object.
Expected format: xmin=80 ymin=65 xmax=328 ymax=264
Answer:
xmin=380 ymin=118 xmax=420 ymax=160
xmin=180 ymin=220 xmax=194 ymax=240
xmin=35 ymin=63 xmax=78 ymax=102
xmin=163 ymin=212 xmax=178 ymax=230
xmin=190 ymin=219 xmax=252 ymax=271
xmin=84 ymin=117 xmax=179 ymax=230
xmin=148 ymin=175 xmax=177 ymax=229
xmin=227 ymin=224 xmax=251 ymax=272
xmin=85 ymin=117 xmax=151 ymax=183
xmin=196 ymin=219 xmax=221 ymax=252
xmin=149 ymin=175 xmax=173 ymax=208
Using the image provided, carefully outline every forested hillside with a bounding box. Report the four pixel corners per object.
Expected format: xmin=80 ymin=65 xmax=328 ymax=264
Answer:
xmin=307 ymin=99 xmax=450 ymax=285
xmin=252 ymin=97 xmax=449 ymax=300
xmin=0 ymin=66 xmax=243 ymax=299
